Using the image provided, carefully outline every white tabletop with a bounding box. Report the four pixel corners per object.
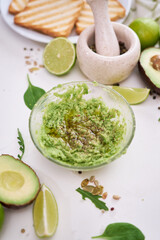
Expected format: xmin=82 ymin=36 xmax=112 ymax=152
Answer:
xmin=0 ymin=5 xmax=160 ymax=240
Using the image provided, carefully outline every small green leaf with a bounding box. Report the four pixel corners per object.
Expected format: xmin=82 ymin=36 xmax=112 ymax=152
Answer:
xmin=92 ymin=222 xmax=145 ymax=240
xmin=24 ymin=75 xmax=45 ymax=110
xmin=76 ymin=187 xmax=108 ymax=211
xmin=17 ymin=129 xmax=25 ymax=160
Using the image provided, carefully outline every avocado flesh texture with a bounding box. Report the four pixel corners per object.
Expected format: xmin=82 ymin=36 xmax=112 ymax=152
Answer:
xmin=0 ymin=155 xmax=40 ymax=208
xmin=139 ymin=48 xmax=160 ymax=93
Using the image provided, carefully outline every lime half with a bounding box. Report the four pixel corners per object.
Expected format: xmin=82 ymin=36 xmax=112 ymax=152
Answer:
xmin=33 ymin=184 xmax=58 ymax=238
xmin=43 ymin=37 xmax=76 ymax=76
xmin=112 ymin=86 xmax=150 ymax=104
xmin=0 ymin=203 xmax=4 ymax=231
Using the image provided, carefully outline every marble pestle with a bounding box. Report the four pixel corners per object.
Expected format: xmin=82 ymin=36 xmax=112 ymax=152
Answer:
xmin=86 ymin=0 xmax=120 ymax=56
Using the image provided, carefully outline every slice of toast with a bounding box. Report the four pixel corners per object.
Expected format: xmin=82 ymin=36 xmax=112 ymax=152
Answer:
xmin=9 ymin=0 xmax=29 ymax=14
xmin=14 ymin=0 xmax=84 ymax=37
xmin=76 ymin=0 xmax=126 ymax=35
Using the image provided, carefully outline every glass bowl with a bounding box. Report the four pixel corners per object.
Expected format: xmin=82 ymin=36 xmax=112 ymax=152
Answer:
xmin=29 ymin=81 xmax=135 ymax=171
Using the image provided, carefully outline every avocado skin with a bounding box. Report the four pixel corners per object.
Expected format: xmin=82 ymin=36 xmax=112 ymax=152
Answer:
xmin=138 ymin=61 xmax=160 ymax=95
xmin=0 ymin=154 xmax=41 ymax=209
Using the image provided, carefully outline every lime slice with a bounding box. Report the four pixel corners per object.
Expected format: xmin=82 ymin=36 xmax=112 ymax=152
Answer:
xmin=43 ymin=37 xmax=76 ymax=76
xmin=33 ymin=184 xmax=58 ymax=238
xmin=0 ymin=203 xmax=4 ymax=231
xmin=112 ymin=86 xmax=150 ymax=104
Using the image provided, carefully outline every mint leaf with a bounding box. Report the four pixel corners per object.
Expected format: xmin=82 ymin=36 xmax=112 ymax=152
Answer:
xmin=92 ymin=222 xmax=145 ymax=240
xmin=76 ymin=187 xmax=108 ymax=211
xmin=24 ymin=75 xmax=45 ymax=110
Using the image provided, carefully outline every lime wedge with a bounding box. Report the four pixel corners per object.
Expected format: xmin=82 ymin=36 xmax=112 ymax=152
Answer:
xmin=43 ymin=37 xmax=76 ymax=76
xmin=112 ymin=86 xmax=150 ymax=104
xmin=33 ymin=184 xmax=58 ymax=238
xmin=0 ymin=203 xmax=4 ymax=231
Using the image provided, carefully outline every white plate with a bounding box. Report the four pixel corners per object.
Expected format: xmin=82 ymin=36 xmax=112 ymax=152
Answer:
xmin=1 ymin=0 xmax=132 ymax=44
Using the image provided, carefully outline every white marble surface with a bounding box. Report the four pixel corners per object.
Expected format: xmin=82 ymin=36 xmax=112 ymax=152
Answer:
xmin=0 ymin=4 xmax=160 ymax=240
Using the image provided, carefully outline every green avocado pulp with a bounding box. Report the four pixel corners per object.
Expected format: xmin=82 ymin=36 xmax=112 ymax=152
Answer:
xmin=0 ymin=171 xmax=24 ymax=191
xmin=38 ymin=84 xmax=126 ymax=167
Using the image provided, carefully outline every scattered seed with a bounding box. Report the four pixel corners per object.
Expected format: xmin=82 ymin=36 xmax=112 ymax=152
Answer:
xmin=158 ymin=107 xmax=160 ymax=110
xmin=113 ymin=195 xmax=121 ymax=200
xmin=24 ymin=48 xmax=27 ymax=50
xmin=29 ymin=67 xmax=39 ymax=73
xmin=25 ymin=61 xmax=31 ymax=65
xmin=92 ymin=185 xmax=104 ymax=195
xmin=101 ymin=209 xmax=105 ymax=214
xmin=153 ymin=96 xmax=156 ymax=100
xmin=102 ymin=192 xmax=108 ymax=199
xmin=78 ymin=171 xmax=82 ymax=174
xmin=92 ymin=186 xmax=100 ymax=195
xmin=89 ymin=176 xmax=95 ymax=182
xmin=21 ymin=228 xmax=25 ymax=233
xmin=30 ymin=48 xmax=33 ymax=51
xmin=25 ymin=56 xmax=30 ymax=59
xmin=98 ymin=185 xmax=104 ymax=195
xmin=83 ymin=185 xmax=95 ymax=193
xmin=81 ymin=178 xmax=89 ymax=188
xmin=110 ymin=207 xmax=114 ymax=211
xmin=94 ymin=180 xmax=99 ymax=187
xmin=39 ymin=64 xmax=44 ymax=68
xmin=33 ymin=61 xmax=38 ymax=66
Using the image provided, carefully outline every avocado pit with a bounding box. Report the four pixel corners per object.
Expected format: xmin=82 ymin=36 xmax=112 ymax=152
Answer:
xmin=150 ymin=55 xmax=160 ymax=71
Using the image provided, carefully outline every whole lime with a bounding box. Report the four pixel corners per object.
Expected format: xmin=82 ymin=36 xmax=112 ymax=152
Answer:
xmin=129 ymin=18 xmax=160 ymax=50
xmin=0 ymin=203 xmax=4 ymax=231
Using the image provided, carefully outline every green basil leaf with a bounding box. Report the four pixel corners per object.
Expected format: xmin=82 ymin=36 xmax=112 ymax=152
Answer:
xmin=92 ymin=222 xmax=145 ymax=240
xmin=76 ymin=187 xmax=108 ymax=211
xmin=24 ymin=75 xmax=45 ymax=110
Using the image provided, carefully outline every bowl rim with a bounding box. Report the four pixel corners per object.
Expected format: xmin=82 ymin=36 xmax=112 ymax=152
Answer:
xmin=77 ymin=23 xmax=140 ymax=60
xmin=29 ymin=80 xmax=136 ymax=171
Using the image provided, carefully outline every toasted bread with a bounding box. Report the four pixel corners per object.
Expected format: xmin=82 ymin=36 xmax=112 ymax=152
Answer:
xmin=9 ymin=0 xmax=29 ymax=14
xmin=76 ymin=0 xmax=126 ymax=35
xmin=14 ymin=0 xmax=84 ymax=37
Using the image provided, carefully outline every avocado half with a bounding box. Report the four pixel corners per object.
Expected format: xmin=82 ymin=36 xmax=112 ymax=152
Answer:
xmin=138 ymin=47 xmax=160 ymax=94
xmin=0 ymin=155 xmax=40 ymax=208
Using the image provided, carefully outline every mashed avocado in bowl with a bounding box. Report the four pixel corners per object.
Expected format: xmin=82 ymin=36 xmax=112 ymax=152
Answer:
xmin=29 ymin=81 xmax=135 ymax=170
